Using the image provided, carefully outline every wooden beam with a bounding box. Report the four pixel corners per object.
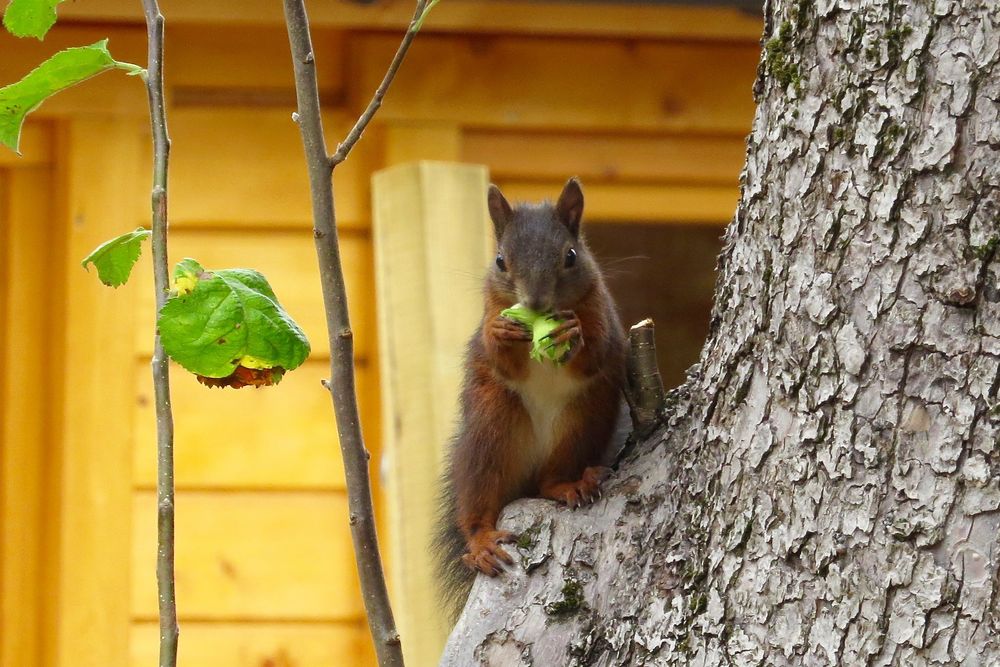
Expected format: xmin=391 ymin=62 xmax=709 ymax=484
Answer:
xmin=0 ymin=165 xmax=54 ymax=667
xmin=372 ymin=162 xmax=492 ymax=667
xmin=463 ymin=129 xmax=747 ymax=185
xmin=499 ymin=180 xmax=738 ymax=224
xmin=55 ymin=118 xmax=141 ymax=667
xmin=58 ymin=0 xmax=763 ymax=41
xmin=351 ymin=33 xmax=760 ymax=133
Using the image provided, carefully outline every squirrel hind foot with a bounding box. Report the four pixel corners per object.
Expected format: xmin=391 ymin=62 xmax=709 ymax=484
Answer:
xmin=540 ymin=466 xmax=612 ymax=509
xmin=462 ymin=530 xmax=518 ymax=577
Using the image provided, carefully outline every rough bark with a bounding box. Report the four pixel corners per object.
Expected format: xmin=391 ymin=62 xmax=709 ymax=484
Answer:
xmin=441 ymin=0 xmax=1000 ymax=665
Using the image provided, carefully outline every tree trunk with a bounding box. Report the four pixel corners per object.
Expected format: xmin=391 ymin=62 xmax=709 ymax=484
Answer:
xmin=441 ymin=0 xmax=1000 ymax=664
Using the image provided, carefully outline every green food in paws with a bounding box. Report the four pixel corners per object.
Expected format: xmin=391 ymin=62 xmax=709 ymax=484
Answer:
xmin=500 ymin=303 xmax=571 ymax=364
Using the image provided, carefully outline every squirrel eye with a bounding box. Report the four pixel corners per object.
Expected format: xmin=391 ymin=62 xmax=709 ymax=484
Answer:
xmin=496 ymin=254 xmax=507 ymax=272
xmin=564 ymin=248 xmax=577 ymax=268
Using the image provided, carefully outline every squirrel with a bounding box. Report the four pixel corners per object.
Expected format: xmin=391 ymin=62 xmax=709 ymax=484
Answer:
xmin=435 ymin=177 xmax=627 ymax=614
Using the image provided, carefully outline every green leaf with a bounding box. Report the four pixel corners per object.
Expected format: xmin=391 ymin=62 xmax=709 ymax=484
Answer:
xmin=158 ymin=260 xmax=311 ymax=380
xmin=3 ymin=0 xmax=63 ymax=40
xmin=80 ymin=227 xmax=151 ymax=288
xmin=500 ymin=303 xmax=570 ymax=364
xmin=172 ymin=257 xmax=207 ymax=295
xmin=0 ymin=40 xmax=143 ymax=153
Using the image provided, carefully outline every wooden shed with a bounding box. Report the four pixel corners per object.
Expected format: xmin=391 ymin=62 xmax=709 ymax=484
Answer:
xmin=0 ymin=1 xmax=760 ymax=665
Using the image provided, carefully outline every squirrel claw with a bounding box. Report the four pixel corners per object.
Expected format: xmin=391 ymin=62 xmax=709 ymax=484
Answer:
xmin=540 ymin=466 xmax=611 ymax=509
xmin=463 ymin=530 xmax=517 ymax=576
xmin=491 ymin=316 xmax=532 ymax=343
xmin=543 ymin=312 xmax=583 ymax=361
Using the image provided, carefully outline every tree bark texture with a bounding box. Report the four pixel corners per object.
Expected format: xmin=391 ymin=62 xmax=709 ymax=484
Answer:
xmin=441 ymin=0 xmax=1000 ymax=664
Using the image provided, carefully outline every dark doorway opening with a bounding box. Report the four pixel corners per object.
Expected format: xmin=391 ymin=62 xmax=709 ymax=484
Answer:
xmin=586 ymin=222 xmax=722 ymax=389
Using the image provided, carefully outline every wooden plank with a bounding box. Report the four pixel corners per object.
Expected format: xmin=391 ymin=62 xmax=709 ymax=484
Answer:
xmin=372 ymin=162 xmax=492 ymax=667
xmin=499 ymin=181 xmax=739 ymax=224
xmin=55 ymin=118 xmax=143 ymax=667
xmin=0 ymin=169 xmax=7 ymax=664
xmin=130 ymin=621 xmax=375 ymax=667
xmin=165 ymin=109 xmax=372 ymax=229
xmin=382 ymin=123 xmax=462 ymax=167
xmin=0 ymin=167 xmax=52 ymax=667
xmin=132 ymin=228 xmax=376 ymax=360
xmin=351 ymin=34 xmax=760 ymax=133
xmin=59 ymin=0 xmax=764 ymax=41
xmin=131 ymin=358 xmax=378 ymax=490
xmin=163 ymin=25 xmax=343 ymax=91
xmin=463 ymin=130 xmax=747 ymax=185
xmin=130 ymin=491 xmax=363 ymax=621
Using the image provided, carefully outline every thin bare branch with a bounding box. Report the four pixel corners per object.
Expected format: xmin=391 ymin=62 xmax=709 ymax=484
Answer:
xmin=282 ymin=1 xmax=406 ymax=664
xmin=139 ymin=1 xmax=177 ymax=666
xmin=329 ymin=0 xmax=428 ymax=166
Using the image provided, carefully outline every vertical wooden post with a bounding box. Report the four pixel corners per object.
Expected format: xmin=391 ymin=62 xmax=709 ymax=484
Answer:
xmin=372 ymin=161 xmax=491 ymax=666
xmin=0 ymin=166 xmax=50 ymax=667
xmin=55 ymin=117 xmax=142 ymax=667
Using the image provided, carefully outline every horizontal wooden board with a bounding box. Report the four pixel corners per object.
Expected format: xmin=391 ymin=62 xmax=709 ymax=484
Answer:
xmin=59 ymin=0 xmax=764 ymax=41
xmin=130 ymin=621 xmax=374 ymax=667
xmin=164 ymin=109 xmax=373 ymax=229
xmin=132 ymin=228 xmax=375 ymax=359
xmin=130 ymin=491 xmax=362 ymax=621
xmin=498 ymin=181 xmax=739 ymax=224
xmin=163 ymin=25 xmax=343 ymax=92
xmin=132 ymin=358 xmax=382 ymax=490
xmin=463 ymin=130 xmax=747 ymax=185
xmin=351 ymin=34 xmax=760 ymax=133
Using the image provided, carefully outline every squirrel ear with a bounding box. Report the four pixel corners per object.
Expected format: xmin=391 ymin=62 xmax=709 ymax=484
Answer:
xmin=556 ymin=177 xmax=583 ymax=237
xmin=487 ymin=184 xmax=513 ymax=240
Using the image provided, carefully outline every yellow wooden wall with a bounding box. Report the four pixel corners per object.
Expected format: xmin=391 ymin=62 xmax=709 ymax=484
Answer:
xmin=0 ymin=3 xmax=759 ymax=666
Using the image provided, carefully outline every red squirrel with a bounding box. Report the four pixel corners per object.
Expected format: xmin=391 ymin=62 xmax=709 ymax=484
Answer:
xmin=436 ymin=178 xmax=627 ymax=609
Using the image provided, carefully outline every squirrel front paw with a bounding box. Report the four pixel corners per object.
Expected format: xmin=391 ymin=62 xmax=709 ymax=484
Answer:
xmin=461 ymin=530 xmax=518 ymax=576
xmin=542 ymin=310 xmax=583 ymax=363
xmin=490 ymin=315 xmax=532 ymax=345
xmin=540 ymin=466 xmax=612 ymax=509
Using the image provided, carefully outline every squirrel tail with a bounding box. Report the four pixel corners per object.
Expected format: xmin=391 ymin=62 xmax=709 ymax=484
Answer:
xmin=432 ymin=459 xmax=475 ymax=623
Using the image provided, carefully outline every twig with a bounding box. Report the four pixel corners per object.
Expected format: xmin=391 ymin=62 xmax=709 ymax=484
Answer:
xmin=626 ymin=318 xmax=665 ymax=437
xmin=282 ymin=1 xmax=407 ymax=664
xmin=140 ymin=1 xmax=178 ymax=665
xmin=329 ymin=0 xmax=428 ymax=166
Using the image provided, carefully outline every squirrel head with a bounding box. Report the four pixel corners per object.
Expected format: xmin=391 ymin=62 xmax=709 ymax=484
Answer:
xmin=487 ymin=178 xmax=597 ymax=313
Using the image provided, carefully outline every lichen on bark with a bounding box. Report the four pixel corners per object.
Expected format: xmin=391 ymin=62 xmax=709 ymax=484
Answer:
xmin=441 ymin=1 xmax=1000 ymax=664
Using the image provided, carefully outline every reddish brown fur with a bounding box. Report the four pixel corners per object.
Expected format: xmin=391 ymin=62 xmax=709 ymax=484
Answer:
xmin=440 ymin=179 xmax=627 ymax=583
xmin=450 ymin=274 xmax=626 ymax=576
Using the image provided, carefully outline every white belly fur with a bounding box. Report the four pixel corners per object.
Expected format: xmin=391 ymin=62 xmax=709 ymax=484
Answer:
xmin=510 ymin=361 xmax=588 ymax=475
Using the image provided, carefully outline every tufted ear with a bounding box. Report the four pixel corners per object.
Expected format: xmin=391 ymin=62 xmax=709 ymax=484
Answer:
xmin=555 ymin=177 xmax=584 ymax=238
xmin=487 ymin=184 xmax=513 ymax=240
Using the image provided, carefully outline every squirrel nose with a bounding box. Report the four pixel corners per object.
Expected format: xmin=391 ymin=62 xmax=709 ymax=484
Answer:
xmin=525 ymin=297 xmax=549 ymax=313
